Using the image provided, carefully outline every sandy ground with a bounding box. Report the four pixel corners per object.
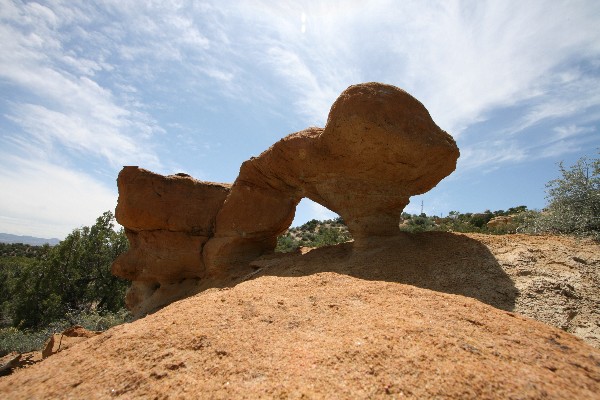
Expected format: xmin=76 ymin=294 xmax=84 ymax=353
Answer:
xmin=0 ymin=232 xmax=599 ymax=399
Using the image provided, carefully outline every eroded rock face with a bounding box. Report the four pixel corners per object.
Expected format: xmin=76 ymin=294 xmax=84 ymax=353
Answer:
xmin=112 ymin=83 xmax=459 ymax=313
xmin=203 ymin=82 xmax=459 ymax=273
xmin=111 ymin=167 xmax=230 ymax=315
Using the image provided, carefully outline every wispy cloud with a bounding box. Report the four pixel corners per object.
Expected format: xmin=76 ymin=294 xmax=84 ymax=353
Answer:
xmin=0 ymin=1 xmax=164 ymax=169
xmin=552 ymin=125 xmax=595 ymax=141
xmin=457 ymin=122 xmax=597 ymax=173
xmin=1 ymin=0 xmax=599 ymax=235
xmin=0 ymin=154 xmax=117 ymax=238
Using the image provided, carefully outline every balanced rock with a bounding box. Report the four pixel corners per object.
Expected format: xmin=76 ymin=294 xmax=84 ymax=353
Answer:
xmin=111 ymin=167 xmax=230 ymax=314
xmin=112 ymin=83 xmax=459 ymax=313
xmin=203 ymin=82 xmax=459 ymax=273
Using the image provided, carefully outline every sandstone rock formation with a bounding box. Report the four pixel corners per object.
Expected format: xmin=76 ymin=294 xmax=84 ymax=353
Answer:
xmin=112 ymin=82 xmax=459 ymax=314
xmin=204 ymin=82 xmax=459 ymax=273
xmin=1 ymin=267 xmax=598 ymax=399
xmin=111 ymin=167 xmax=230 ymax=315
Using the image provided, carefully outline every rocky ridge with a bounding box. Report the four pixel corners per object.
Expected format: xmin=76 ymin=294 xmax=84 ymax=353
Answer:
xmin=0 ymin=233 xmax=599 ymax=399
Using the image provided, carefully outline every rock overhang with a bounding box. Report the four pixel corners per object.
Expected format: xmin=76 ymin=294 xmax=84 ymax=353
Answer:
xmin=111 ymin=82 xmax=460 ymax=315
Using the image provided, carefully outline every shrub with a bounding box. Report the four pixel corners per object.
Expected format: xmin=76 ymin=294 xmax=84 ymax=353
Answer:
xmin=534 ymin=155 xmax=600 ymax=239
xmin=399 ymin=215 xmax=436 ymax=232
xmin=6 ymin=211 xmax=129 ymax=329
xmin=275 ymin=234 xmax=296 ymax=253
xmin=275 ymin=219 xmax=351 ymax=252
xmin=0 ymin=309 xmax=131 ymax=357
xmin=0 ymin=327 xmax=51 ymax=356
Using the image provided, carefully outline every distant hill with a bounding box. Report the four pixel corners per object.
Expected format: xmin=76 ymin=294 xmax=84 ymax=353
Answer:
xmin=0 ymin=233 xmax=60 ymax=246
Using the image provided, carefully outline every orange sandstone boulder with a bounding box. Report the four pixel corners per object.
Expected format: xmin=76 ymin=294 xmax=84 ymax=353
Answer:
xmin=114 ymin=167 xmax=230 ymax=234
xmin=111 ymin=167 xmax=230 ymax=315
xmin=41 ymin=326 xmax=100 ymax=359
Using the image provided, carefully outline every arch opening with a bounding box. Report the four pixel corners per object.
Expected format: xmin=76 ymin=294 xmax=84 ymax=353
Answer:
xmin=275 ymin=198 xmax=351 ymax=253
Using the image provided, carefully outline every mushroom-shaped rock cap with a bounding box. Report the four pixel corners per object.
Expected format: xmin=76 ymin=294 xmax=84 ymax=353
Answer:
xmin=322 ymin=82 xmax=459 ymax=195
xmin=306 ymin=82 xmax=460 ymax=238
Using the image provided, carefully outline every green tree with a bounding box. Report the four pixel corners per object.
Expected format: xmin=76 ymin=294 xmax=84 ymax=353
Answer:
xmin=275 ymin=234 xmax=297 ymax=253
xmin=536 ymin=155 xmax=600 ymax=239
xmin=11 ymin=211 xmax=129 ymax=328
xmin=311 ymin=227 xmax=351 ymax=247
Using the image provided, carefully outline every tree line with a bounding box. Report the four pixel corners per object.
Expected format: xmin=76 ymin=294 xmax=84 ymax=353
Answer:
xmin=0 ymin=212 xmax=129 ymax=355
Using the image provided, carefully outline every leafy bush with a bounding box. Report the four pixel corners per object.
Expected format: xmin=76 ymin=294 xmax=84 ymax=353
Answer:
xmin=533 ymin=155 xmax=599 ymax=239
xmin=399 ymin=206 xmax=533 ymax=235
xmin=275 ymin=234 xmax=297 ymax=253
xmin=276 ymin=218 xmax=351 ymax=252
xmin=0 ymin=211 xmax=132 ymax=356
xmin=0 ymin=326 xmax=53 ymax=356
xmin=0 ymin=309 xmax=131 ymax=357
xmin=2 ymin=211 xmax=129 ymax=330
xmin=71 ymin=308 xmax=132 ymax=331
xmin=399 ymin=215 xmax=436 ymax=232
xmin=0 ymin=243 xmax=48 ymax=258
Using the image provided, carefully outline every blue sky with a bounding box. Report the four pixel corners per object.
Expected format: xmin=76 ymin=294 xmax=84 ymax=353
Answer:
xmin=1 ymin=0 xmax=599 ymax=239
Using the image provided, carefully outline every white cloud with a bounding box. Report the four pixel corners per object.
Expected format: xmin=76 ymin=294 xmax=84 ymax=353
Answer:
xmin=379 ymin=0 xmax=600 ymax=136
xmin=6 ymin=103 xmax=160 ymax=167
xmin=458 ymin=141 xmax=528 ymax=173
xmin=0 ymin=2 xmax=163 ymax=169
xmin=456 ymin=123 xmax=597 ymax=174
xmin=552 ymin=125 xmax=595 ymax=141
xmin=0 ymin=0 xmax=167 ymax=237
xmin=264 ymin=46 xmax=344 ymax=124
xmin=0 ymin=155 xmax=117 ymax=239
xmin=1 ymin=0 xmax=600 ymax=235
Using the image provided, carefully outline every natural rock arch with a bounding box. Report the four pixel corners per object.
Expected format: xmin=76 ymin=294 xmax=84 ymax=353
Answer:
xmin=112 ymin=82 xmax=459 ymax=314
xmin=203 ymin=83 xmax=459 ymax=274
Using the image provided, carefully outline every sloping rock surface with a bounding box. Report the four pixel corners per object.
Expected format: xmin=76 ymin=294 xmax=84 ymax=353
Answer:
xmin=0 ymin=326 xmax=99 ymax=376
xmin=1 ymin=233 xmax=599 ymax=399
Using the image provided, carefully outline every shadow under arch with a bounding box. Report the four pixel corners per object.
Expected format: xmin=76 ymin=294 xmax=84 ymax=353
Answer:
xmin=249 ymin=231 xmax=518 ymax=312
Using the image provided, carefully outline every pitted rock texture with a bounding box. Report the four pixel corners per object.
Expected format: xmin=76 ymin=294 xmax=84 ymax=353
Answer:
xmin=1 ymin=269 xmax=598 ymax=399
xmin=114 ymin=167 xmax=231 ymax=236
xmin=111 ymin=167 xmax=230 ymax=315
xmin=204 ymin=82 xmax=459 ymax=273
